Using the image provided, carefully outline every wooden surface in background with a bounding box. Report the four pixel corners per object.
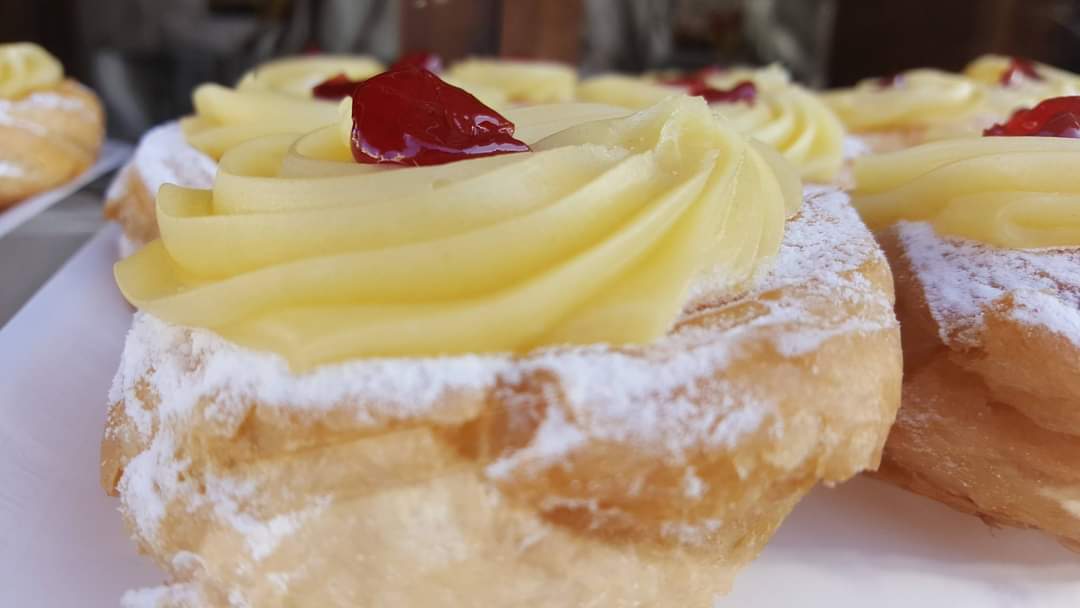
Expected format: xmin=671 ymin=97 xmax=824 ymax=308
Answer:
xmin=400 ymin=0 xmax=500 ymax=62
xmin=499 ymin=0 xmax=583 ymax=62
xmin=401 ymin=0 xmax=584 ymax=62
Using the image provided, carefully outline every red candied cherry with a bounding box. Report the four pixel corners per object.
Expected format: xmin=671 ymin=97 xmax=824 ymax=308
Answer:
xmin=698 ymin=80 xmax=757 ymax=105
xmin=312 ymin=73 xmax=365 ymax=100
xmin=661 ymin=69 xmax=758 ymax=106
xmin=876 ymin=73 xmax=904 ymax=88
xmin=999 ymin=57 xmax=1043 ymax=87
xmin=983 ymin=96 xmax=1080 ymax=138
xmin=350 ymin=67 xmax=530 ymax=166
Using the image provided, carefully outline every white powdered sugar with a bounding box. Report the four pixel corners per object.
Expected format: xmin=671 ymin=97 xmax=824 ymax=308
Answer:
xmin=1010 ymin=290 xmax=1080 ymax=349
xmin=121 ymin=584 xmax=199 ymax=608
xmin=841 ymin=135 xmax=871 ymax=161
xmin=110 ymin=187 xmax=895 ymax=566
xmin=0 ymin=87 xmax=94 ymax=135
xmin=105 ymin=121 xmax=217 ymax=201
xmin=896 ymin=221 xmax=1080 ymax=346
xmin=0 ymin=160 xmax=23 ymax=177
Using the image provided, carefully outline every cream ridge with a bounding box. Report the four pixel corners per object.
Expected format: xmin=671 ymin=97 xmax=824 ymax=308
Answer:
xmin=853 ymin=136 xmax=1080 ymax=248
xmin=181 ymin=55 xmax=385 ymax=159
xmin=577 ymin=67 xmax=845 ymax=183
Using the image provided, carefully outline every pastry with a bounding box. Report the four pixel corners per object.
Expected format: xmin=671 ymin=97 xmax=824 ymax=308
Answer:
xmin=104 ymin=54 xmax=383 ymax=247
xmin=826 ymin=55 xmax=1080 ymax=154
xmin=446 ymin=57 xmax=578 ymax=104
xmin=852 ymin=96 xmax=1080 ymax=547
xmin=577 ymin=65 xmax=847 ymax=183
xmin=0 ymin=42 xmax=104 ymax=209
xmin=103 ymin=67 xmax=900 ymax=606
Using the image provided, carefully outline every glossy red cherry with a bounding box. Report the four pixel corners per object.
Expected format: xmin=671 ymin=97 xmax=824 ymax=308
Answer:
xmin=661 ymin=69 xmax=757 ymax=106
xmin=876 ymin=73 xmax=904 ymax=88
xmin=390 ymin=51 xmax=443 ymax=73
xmin=350 ymin=67 xmax=530 ymax=166
xmin=312 ymin=73 xmax=364 ymax=100
xmin=999 ymin=57 xmax=1042 ymax=86
xmin=983 ymin=96 xmax=1080 ymax=138
xmin=661 ymin=66 xmax=725 ymax=88
xmin=698 ymin=80 xmax=757 ymax=104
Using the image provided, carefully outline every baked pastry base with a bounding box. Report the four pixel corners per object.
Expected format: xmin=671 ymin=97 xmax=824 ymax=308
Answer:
xmin=877 ymin=223 xmax=1080 ymax=549
xmin=104 ymin=188 xmax=901 ymax=606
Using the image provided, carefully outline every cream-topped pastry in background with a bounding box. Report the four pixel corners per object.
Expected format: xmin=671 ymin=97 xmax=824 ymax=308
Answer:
xmin=852 ymin=96 xmax=1080 ymax=548
xmin=824 ymin=68 xmax=986 ymax=152
xmin=446 ymin=57 xmax=577 ymax=104
xmin=577 ymin=65 xmax=847 ymax=184
xmin=181 ymin=54 xmax=385 ymax=159
xmin=104 ymin=54 xmax=383 ymax=247
xmin=0 ymin=43 xmax=104 ymax=209
xmin=103 ymin=67 xmax=900 ymax=606
xmin=826 ymin=55 xmax=1080 ymax=154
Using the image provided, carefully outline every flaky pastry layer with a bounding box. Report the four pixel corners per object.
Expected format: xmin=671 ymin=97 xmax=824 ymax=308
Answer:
xmin=876 ymin=224 xmax=1080 ymax=548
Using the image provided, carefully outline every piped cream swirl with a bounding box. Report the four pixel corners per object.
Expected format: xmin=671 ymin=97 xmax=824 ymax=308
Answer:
xmin=116 ymin=97 xmax=801 ymax=369
xmin=824 ymin=69 xmax=983 ymax=134
xmin=577 ymin=67 xmax=845 ymax=182
xmin=447 ymin=58 xmax=577 ymax=104
xmin=181 ymin=55 xmax=384 ymax=159
xmin=853 ymin=137 xmax=1080 ymax=248
xmin=0 ymin=43 xmax=63 ymax=99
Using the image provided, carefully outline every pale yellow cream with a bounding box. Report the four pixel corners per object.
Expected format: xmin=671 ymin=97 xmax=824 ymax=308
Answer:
xmin=446 ymin=58 xmax=577 ymax=104
xmin=181 ymin=55 xmax=385 ymax=159
xmin=964 ymin=54 xmax=1080 ymax=120
xmin=577 ymin=69 xmax=845 ymax=183
xmin=0 ymin=43 xmax=63 ymax=99
xmin=116 ymin=97 xmax=801 ymax=369
xmin=824 ymin=69 xmax=983 ymax=134
xmin=853 ymin=137 xmax=1080 ymax=248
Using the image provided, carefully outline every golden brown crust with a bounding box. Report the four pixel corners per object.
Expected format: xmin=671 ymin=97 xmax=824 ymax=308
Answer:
xmin=876 ymin=225 xmax=1080 ymax=547
xmin=102 ymin=190 xmax=902 ymax=606
xmin=102 ymin=164 xmax=159 ymax=245
xmin=0 ymin=79 xmax=104 ymax=209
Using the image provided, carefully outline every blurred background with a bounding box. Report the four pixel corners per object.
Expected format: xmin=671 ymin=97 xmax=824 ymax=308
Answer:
xmin=2 ymin=0 xmax=1080 ymax=140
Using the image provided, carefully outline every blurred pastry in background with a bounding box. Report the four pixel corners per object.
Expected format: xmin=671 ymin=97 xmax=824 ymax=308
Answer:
xmin=446 ymin=57 xmax=578 ymax=104
xmin=824 ymin=68 xmax=985 ymax=153
xmin=825 ymin=56 xmax=1080 ymax=154
xmin=0 ymin=43 xmax=104 ymax=210
xmin=102 ymin=68 xmax=900 ymax=605
xmin=577 ymin=64 xmax=847 ymax=184
xmin=852 ymin=96 xmax=1080 ymax=548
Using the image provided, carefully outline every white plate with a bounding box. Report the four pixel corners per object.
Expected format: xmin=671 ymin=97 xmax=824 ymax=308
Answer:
xmin=1 ymin=226 xmax=1078 ymax=607
xmin=0 ymin=141 xmax=131 ymax=239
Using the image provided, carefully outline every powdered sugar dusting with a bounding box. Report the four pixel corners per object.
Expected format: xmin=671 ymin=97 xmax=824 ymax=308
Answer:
xmin=896 ymin=221 xmax=1080 ymax=345
xmin=110 ymin=187 xmax=895 ymax=560
xmin=1010 ymin=290 xmax=1080 ymax=349
xmin=106 ymin=121 xmax=216 ymax=201
xmin=121 ymin=584 xmax=199 ymax=608
xmin=842 ymin=135 xmax=871 ymax=161
xmin=0 ymin=160 xmax=23 ymax=177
